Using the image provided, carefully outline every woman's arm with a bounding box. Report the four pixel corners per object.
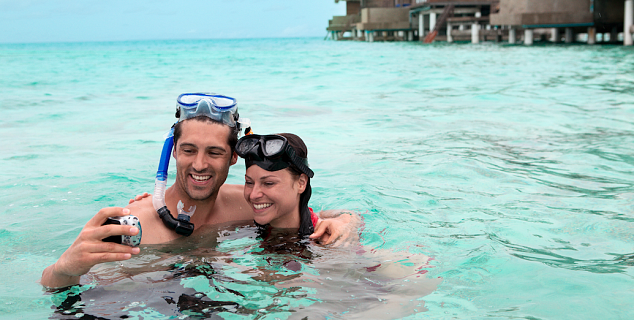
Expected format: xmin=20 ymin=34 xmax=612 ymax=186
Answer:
xmin=309 ymin=210 xmax=361 ymax=246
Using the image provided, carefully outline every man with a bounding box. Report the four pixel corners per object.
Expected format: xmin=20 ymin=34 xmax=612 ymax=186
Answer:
xmin=41 ymin=93 xmax=352 ymax=288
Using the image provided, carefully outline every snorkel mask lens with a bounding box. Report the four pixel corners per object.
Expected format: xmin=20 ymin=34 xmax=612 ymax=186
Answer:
xmin=176 ymin=93 xmax=238 ymax=127
xmin=236 ymin=135 xmax=285 ymax=158
xmin=264 ymin=139 xmax=285 ymax=155
xmin=236 ymin=134 xmax=314 ymax=178
xmin=236 ymin=135 xmax=289 ymax=161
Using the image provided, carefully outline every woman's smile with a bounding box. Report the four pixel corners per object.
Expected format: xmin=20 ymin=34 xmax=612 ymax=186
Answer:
xmin=253 ymin=203 xmax=273 ymax=211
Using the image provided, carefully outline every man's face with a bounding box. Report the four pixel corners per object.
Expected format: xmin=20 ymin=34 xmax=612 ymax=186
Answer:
xmin=173 ymin=119 xmax=237 ymax=202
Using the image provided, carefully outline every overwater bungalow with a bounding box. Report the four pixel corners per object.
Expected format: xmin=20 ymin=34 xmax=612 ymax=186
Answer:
xmin=327 ymin=0 xmax=634 ymax=45
xmin=327 ymin=0 xmax=412 ymax=41
xmin=327 ymin=0 xmax=497 ymax=42
xmin=490 ymin=0 xmax=627 ymax=44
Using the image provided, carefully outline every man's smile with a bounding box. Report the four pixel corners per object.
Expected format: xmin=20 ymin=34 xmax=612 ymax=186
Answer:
xmin=190 ymin=174 xmax=212 ymax=184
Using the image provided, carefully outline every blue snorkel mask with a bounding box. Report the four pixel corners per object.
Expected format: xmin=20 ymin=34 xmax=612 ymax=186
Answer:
xmin=153 ymin=93 xmax=251 ymax=236
xmin=176 ymin=93 xmax=240 ymax=126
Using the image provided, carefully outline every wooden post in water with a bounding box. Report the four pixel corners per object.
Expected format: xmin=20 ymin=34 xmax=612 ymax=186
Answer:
xmin=471 ymin=23 xmax=479 ymax=44
xmin=509 ymin=27 xmax=516 ymax=44
xmin=524 ymin=29 xmax=533 ymax=45
xmin=565 ymin=28 xmax=574 ymax=43
xmin=625 ymin=0 xmax=633 ymax=46
xmin=419 ymin=14 xmax=424 ymax=41
xmin=588 ymin=27 xmax=596 ymax=44
xmin=447 ymin=23 xmax=453 ymax=43
xmin=610 ymin=26 xmax=618 ymax=43
xmin=552 ymin=28 xmax=560 ymax=43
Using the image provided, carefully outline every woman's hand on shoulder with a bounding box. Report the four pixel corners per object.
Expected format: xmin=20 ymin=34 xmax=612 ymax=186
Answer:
xmin=129 ymin=192 xmax=151 ymax=204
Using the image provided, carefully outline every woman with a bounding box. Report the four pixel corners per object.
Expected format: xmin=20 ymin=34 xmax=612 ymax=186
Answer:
xmin=235 ymin=132 xmax=357 ymax=243
xmin=233 ymin=133 xmax=440 ymax=313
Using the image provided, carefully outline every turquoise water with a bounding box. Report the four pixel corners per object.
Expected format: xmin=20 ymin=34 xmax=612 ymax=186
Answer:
xmin=1 ymin=38 xmax=634 ymax=319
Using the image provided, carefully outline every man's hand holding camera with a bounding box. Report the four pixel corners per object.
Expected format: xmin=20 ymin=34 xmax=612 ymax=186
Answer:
xmin=41 ymin=207 xmax=140 ymax=288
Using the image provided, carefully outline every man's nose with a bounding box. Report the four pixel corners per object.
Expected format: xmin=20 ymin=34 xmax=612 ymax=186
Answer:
xmin=192 ymin=153 xmax=207 ymax=171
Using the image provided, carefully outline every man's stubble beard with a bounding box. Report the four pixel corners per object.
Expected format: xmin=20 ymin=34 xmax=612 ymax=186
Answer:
xmin=179 ymin=160 xmax=232 ymax=202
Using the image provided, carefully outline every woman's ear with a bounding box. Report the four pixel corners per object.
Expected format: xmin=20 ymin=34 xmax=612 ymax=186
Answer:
xmin=297 ymin=174 xmax=308 ymax=194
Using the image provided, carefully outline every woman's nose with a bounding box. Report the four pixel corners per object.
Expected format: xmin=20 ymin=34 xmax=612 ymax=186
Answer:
xmin=250 ymin=183 xmax=263 ymax=200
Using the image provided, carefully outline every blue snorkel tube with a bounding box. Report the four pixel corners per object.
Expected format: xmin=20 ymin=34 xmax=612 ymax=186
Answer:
xmin=152 ymin=126 xmax=195 ymax=236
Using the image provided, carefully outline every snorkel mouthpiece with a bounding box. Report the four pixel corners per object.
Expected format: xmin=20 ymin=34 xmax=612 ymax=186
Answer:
xmin=157 ymin=206 xmax=194 ymax=236
xmin=177 ymin=200 xmax=196 ymax=221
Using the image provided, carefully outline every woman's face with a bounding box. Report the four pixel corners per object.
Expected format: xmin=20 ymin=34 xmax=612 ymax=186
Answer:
xmin=244 ymin=165 xmax=307 ymax=229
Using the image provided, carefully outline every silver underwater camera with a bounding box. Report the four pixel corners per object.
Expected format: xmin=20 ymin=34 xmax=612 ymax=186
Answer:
xmin=102 ymin=215 xmax=142 ymax=247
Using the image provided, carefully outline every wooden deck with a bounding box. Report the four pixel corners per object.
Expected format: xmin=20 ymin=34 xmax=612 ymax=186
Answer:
xmin=410 ymin=0 xmax=498 ymax=9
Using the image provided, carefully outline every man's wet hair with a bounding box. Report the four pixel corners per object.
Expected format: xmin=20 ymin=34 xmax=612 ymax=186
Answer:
xmin=173 ymin=116 xmax=240 ymax=153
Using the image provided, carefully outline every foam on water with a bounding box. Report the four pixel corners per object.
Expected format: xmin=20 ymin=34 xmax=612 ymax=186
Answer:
xmin=1 ymin=38 xmax=634 ymax=319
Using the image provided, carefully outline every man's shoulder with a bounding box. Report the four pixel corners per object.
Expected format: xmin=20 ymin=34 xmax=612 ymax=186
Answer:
xmin=219 ymin=184 xmax=244 ymax=198
xmin=126 ymin=197 xmax=162 ymax=229
xmin=125 ymin=196 xmax=177 ymax=244
xmin=217 ymin=184 xmax=252 ymax=221
xmin=126 ymin=197 xmax=155 ymax=216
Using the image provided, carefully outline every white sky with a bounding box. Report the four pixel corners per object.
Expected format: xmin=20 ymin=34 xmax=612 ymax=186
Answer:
xmin=0 ymin=0 xmax=346 ymax=43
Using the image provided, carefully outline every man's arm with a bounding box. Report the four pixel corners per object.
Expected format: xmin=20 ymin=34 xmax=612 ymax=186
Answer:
xmin=40 ymin=207 xmax=140 ymax=289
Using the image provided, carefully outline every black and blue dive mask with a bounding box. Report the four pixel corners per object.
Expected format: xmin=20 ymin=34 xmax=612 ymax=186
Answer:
xmin=235 ymin=134 xmax=314 ymax=178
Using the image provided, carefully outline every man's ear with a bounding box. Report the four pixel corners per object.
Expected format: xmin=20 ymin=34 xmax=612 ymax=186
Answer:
xmin=172 ymin=144 xmax=177 ymax=159
xmin=297 ymin=174 xmax=308 ymax=193
xmin=230 ymin=151 xmax=238 ymax=166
